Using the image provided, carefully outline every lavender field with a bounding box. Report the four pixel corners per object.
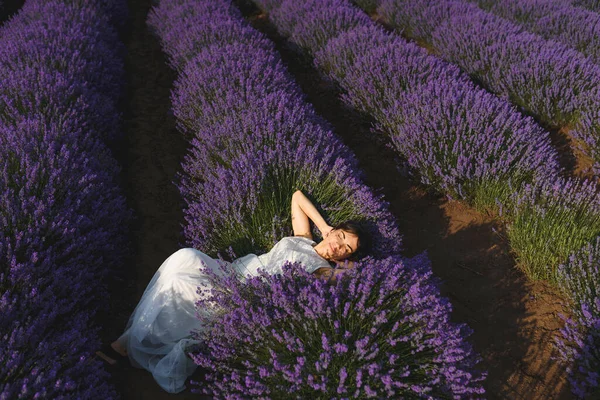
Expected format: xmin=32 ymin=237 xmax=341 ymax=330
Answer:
xmin=1 ymin=0 xmax=599 ymax=399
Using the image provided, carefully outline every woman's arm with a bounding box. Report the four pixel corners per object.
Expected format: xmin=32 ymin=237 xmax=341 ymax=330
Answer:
xmin=291 ymin=190 xmax=332 ymax=239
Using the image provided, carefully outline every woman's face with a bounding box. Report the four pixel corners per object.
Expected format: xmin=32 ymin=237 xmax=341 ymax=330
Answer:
xmin=321 ymin=229 xmax=359 ymax=261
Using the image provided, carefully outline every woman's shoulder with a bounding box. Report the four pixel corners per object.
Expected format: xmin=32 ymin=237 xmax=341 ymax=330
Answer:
xmin=281 ymin=235 xmax=316 ymax=244
xmin=275 ymin=236 xmax=317 ymax=249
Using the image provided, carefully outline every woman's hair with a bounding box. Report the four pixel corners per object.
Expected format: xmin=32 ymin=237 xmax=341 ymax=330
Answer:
xmin=332 ymin=220 xmax=371 ymax=261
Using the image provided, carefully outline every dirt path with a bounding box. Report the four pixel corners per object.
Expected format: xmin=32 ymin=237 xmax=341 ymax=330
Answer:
xmin=0 ymin=0 xmax=24 ymax=24
xmin=99 ymin=0 xmax=208 ymax=397
xmin=243 ymin=8 xmax=575 ymax=400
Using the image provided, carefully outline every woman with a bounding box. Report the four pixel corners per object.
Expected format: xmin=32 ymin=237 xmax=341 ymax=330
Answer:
xmin=96 ymin=190 xmax=370 ymax=393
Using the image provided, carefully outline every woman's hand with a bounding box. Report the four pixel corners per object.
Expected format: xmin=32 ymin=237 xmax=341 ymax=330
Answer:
xmin=320 ymin=225 xmax=334 ymax=239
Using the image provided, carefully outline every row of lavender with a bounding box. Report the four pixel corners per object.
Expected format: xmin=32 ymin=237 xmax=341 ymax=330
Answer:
xmin=252 ymin=0 xmax=600 ymax=397
xmin=147 ymin=0 xmax=486 ymax=397
xmin=473 ymin=0 xmax=600 ymax=66
xmin=374 ymin=0 xmax=600 ymax=176
xmin=0 ymin=0 xmax=130 ymax=398
xmin=368 ymin=1 xmax=600 ymax=396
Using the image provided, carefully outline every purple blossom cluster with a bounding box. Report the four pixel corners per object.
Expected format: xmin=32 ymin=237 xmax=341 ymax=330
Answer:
xmin=255 ymin=0 xmax=559 ymax=209
xmin=191 ymin=255 xmax=486 ymax=398
xmin=376 ymin=0 xmax=600 ymax=173
xmin=0 ymin=1 xmax=130 ymax=398
xmin=559 ymin=237 xmax=600 ymax=318
xmin=555 ymin=237 xmax=600 ymax=399
xmin=477 ymin=0 xmax=600 ymax=65
xmin=574 ymin=0 xmax=600 ymax=12
xmin=147 ymin=0 xmax=402 ymax=259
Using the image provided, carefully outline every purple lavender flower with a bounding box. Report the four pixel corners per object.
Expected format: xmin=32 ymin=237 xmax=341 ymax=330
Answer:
xmin=0 ymin=1 xmax=130 ymax=398
xmin=479 ymin=0 xmax=600 ymax=65
xmin=555 ymin=298 xmax=600 ymax=399
xmin=148 ymin=0 xmax=273 ymax=72
xmin=554 ymin=237 xmax=600 ymax=397
xmin=190 ymin=255 xmax=486 ymax=398
xmin=558 ymin=236 xmax=600 ymax=319
xmin=574 ymin=0 xmax=600 ymax=12
xmin=376 ymin=0 xmax=600 ymax=172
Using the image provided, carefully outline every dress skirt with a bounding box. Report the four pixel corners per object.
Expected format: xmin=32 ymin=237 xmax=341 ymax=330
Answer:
xmin=115 ymin=248 xmax=223 ymax=393
xmin=114 ymin=237 xmax=328 ymax=393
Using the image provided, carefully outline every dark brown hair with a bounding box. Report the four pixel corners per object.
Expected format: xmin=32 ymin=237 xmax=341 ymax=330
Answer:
xmin=332 ymin=220 xmax=371 ymax=261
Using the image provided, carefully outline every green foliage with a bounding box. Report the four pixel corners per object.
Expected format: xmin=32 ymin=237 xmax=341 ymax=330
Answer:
xmin=507 ymin=179 xmax=600 ymax=284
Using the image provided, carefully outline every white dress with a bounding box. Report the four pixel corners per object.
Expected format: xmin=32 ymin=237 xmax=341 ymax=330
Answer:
xmin=115 ymin=236 xmax=330 ymax=393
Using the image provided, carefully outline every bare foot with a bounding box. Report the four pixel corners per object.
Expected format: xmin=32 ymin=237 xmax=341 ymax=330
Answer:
xmin=111 ymin=340 xmax=128 ymax=356
xmin=95 ymin=351 xmax=117 ymax=365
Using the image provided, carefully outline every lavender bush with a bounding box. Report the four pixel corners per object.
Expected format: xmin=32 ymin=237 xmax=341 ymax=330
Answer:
xmin=376 ymin=0 xmax=600 ymax=173
xmin=148 ymin=0 xmax=272 ymax=72
xmin=288 ymin=6 xmax=371 ymax=53
xmin=556 ymin=299 xmax=600 ymax=399
xmin=573 ymin=0 xmax=600 ymax=12
xmin=506 ymin=177 xmax=600 ymax=283
xmin=559 ymin=237 xmax=600 ymax=316
xmin=170 ymin=42 xmax=302 ymax=139
xmin=148 ymin=0 xmax=402 ymax=261
xmin=255 ymin=0 xmax=559 ymax=211
xmin=191 ymin=255 xmax=486 ymax=398
xmin=0 ymin=0 xmax=125 ymax=141
xmin=477 ymin=0 xmax=600 ymax=66
xmin=180 ymin=133 xmax=398 ymax=259
xmin=379 ymin=78 xmax=556 ymax=208
xmin=555 ymin=238 xmax=600 ymax=398
xmin=0 ymin=0 xmax=130 ymax=398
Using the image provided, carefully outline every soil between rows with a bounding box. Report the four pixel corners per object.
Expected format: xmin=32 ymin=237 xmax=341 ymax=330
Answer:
xmin=99 ymin=0 xmax=207 ymax=398
xmin=99 ymin=0 xmax=574 ymax=398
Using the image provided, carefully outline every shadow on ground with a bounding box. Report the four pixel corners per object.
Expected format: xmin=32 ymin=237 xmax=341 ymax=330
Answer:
xmin=97 ymin=0 xmax=209 ymax=397
xmin=0 ymin=0 xmax=25 ymax=23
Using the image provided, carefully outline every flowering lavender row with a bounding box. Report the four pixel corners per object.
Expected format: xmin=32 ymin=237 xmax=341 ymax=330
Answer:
xmin=555 ymin=237 xmax=600 ymax=399
xmin=475 ymin=0 xmax=600 ymax=66
xmin=149 ymin=0 xmax=487 ymax=396
xmin=192 ymin=255 xmax=486 ymax=398
xmin=148 ymin=0 xmax=401 ymax=259
xmin=254 ymin=0 xmax=558 ymax=210
xmin=0 ymin=1 xmax=130 ymax=398
xmin=376 ymin=0 xmax=600 ymax=174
